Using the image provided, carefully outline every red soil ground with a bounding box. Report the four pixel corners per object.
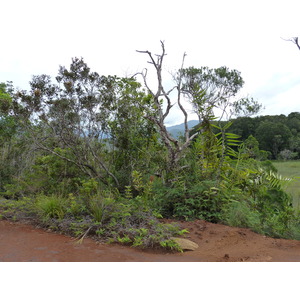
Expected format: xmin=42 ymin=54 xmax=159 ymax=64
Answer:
xmin=1 ymin=219 xmax=300 ymax=262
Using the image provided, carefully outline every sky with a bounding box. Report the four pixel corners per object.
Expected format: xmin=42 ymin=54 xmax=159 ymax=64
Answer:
xmin=1 ymin=0 xmax=300 ymax=125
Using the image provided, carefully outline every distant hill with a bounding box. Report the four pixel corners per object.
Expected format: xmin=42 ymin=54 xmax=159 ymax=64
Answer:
xmin=166 ymin=120 xmax=199 ymax=138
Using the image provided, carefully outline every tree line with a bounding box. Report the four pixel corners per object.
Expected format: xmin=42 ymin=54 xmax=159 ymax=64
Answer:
xmin=225 ymin=112 xmax=300 ymax=160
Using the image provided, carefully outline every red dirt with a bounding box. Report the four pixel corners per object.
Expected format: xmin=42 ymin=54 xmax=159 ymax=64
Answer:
xmin=1 ymin=219 xmax=300 ymax=262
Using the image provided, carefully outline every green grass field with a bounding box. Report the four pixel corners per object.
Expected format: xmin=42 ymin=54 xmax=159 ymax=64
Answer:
xmin=272 ymin=160 xmax=300 ymax=209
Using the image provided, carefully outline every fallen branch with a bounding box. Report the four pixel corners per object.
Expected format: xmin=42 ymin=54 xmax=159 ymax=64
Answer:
xmin=74 ymin=226 xmax=94 ymax=244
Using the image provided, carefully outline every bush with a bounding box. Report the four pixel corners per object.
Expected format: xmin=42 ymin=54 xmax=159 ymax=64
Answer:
xmin=151 ymin=180 xmax=224 ymax=222
xmin=221 ymin=200 xmax=262 ymax=233
xmin=279 ymin=149 xmax=298 ymax=161
xmin=261 ymin=208 xmax=299 ymax=239
xmin=88 ymin=194 xmax=115 ymax=223
xmin=36 ymin=195 xmax=68 ymax=220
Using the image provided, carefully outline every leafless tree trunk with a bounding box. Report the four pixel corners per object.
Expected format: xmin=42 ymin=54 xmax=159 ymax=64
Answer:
xmin=136 ymin=41 xmax=198 ymax=173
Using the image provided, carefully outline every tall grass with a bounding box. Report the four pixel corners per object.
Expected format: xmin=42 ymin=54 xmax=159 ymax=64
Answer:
xmin=272 ymin=161 xmax=300 ymax=209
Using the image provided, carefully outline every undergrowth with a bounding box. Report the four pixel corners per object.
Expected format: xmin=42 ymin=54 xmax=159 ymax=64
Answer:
xmin=0 ymin=190 xmax=186 ymax=252
xmin=1 ymin=123 xmax=300 ymax=249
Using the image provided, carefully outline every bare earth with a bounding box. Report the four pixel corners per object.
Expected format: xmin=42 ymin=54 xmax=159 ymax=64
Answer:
xmin=1 ymin=219 xmax=300 ymax=262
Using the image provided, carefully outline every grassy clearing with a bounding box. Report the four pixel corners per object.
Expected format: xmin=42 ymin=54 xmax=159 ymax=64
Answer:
xmin=272 ymin=161 xmax=300 ymax=209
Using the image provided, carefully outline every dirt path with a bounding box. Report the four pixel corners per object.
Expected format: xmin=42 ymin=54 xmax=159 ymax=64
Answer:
xmin=1 ymin=219 xmax=300 ymax=262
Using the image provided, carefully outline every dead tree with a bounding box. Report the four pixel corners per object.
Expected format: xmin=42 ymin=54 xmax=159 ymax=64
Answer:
xmin=136 ymin=41 xmax=198 ymax=174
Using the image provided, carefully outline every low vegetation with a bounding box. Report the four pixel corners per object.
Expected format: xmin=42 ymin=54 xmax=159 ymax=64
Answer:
xmin=0 ymin=44 xmax=299 ymax=251
xmin=272 ymin=161 xmax=300 ymax=209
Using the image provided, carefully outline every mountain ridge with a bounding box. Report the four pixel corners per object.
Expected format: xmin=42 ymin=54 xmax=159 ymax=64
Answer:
xmin=166 ymin=120 xmax=199 ymax=137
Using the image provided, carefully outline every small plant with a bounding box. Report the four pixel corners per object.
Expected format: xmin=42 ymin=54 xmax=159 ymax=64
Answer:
xmin=124 ymin=185 xmax=133 ymax=200
xmin=159 ymin=239 xmax=183 ymax=252
xmin=88 ymin=193 xmax=115 ymax=223
xmin=96 ymin=228 xmax=106 ymax=236
xmin=36 ymin=195 xmax=67 ymax=220
xmin=117 ymin=235 xmax=132 ymax=244
xmin=0 ymin=197 xmax=38 ymax=220
xmin=130 ymin=170 xmax=154 ymax=206
xmin=79 ymin=178 xmax=99 ymax=199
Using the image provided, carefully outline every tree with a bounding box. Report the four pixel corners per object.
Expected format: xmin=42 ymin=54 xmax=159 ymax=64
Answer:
xmin=136 ymin=42 xmax=199 ymax=176
xmin=179 ymin=66 xmax=262 ymax=120
xmin=229 ymin=116 xmax=257 ymax=140
xmin=135 ymin=42 xmax=261 ymax=178
xmin=255 ymin=121 xmax=292 ymax=158
xmin=289 ymin=135 xmax=300 ymax=158
xmin=10 ymin=58 xmax=154 ymax=188
xmin=279 ymin=149 xmax=297 ymax=161
xmin=231 ymin=97 xmax=263 ymax=118
xmin=105 ymin=77 xmax=160 ymax=187
xmin=0 ymin=82 xmax=30 ymax=192
xmin=179 ymin=66 xmax=245 ymax=122
xmin=178 ymin=65 xmax=262 ymax=147
xmin=287 ymin=112 xmax=300 ymax=133
xmin=243 ymin=135 xmax=270 ymax=160
xmin=0 ymin=82 xmax=13 ymax=114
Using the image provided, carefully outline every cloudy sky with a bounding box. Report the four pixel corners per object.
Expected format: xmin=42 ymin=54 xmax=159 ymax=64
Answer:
xmin=1 ymin=0 xmax=299 ymax=125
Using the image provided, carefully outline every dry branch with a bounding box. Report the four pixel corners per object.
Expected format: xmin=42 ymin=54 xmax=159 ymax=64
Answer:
xmin=281 ymin=37 xmax=300 ymax=50
xmin=136 ymin=41 xmax=199 ymax=172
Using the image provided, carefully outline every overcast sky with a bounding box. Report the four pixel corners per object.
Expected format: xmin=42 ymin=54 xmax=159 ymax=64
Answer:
xmin=1 ymin=0 xmax=299 ymax=125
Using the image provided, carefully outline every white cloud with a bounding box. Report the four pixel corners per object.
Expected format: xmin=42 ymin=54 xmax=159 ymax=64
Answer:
xmin=1 ymin=0 xmax=300 ymax=123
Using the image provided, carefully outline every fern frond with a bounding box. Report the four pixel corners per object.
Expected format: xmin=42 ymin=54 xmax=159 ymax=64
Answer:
xmin=256 ymin=168 xmax=292 ymax=189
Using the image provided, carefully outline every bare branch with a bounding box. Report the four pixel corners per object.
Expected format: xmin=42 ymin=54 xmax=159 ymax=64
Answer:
xmin=176 ymin=52 xmax=189 ymax=142
xmin=165 ymin=86 xmax=177 ymax=96
xmin=136 ymin=41 xmax=198 ymax=172
xmin=281 ymin=36 xmax=300 ymax=50
xmin=293 ymin=37 xmax=300 ymax=50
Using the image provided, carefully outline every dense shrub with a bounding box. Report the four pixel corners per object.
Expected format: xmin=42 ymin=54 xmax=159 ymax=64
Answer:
xmin=151 ymin=180 xmax=224 ymax=222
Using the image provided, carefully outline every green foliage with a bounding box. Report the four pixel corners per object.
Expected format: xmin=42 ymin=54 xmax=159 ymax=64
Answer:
xmin=229 ymin=112 xmax=300 ymax=159
xmin=159 ymin=239 xmax=183 ymax=252
xmin=231 ymin=97 xmax=263 ymax=117
xmin=2 ymin=149 xmax=84 ymax=198
xmin=1 ymin=56 xmax=300 ymax=252
xmin=146 ymin=118 xmax=300 ymax=240
xmin=79 ymin=178 xmax=99 ymax=199
xmin=87 ymin=195 xmax=187 ymax=251
xmin=151 ymin=180 xmax=224 ymax=222
xmin=271 ymin=160 xmax=300 ymax=209
xmin=218 ymin=159 xmax=300 ymax=239
xmin=180 ymin=66 xmax=244 ymax=114
xmin=243 ymin=135 xmax=270 ymax=160
xmin=213 ymin=121 xmax=241 ymax=157
xmin=0 ymin=82 xmax=13 ymax=113
xmin=0 ymin=111 xmax=22 ymax=193
xmin=37 ymin=195 xmax=68 ymax=220
xmin=279 ymin=149 xmax=298 ymax=160
xmin=255 ymin=121 xmax=292 ymax=158
xmin=0 ymin=197 xmax=38 ymax=220
xmin=88 ymin=193 xmax=115 ymax=223
xmin=0 ymin=191 xmax=186 ymax=251
xmin=66 ymin=193 xmax=87 ymax=216
xmin=0 ymin=115 xmax=17 ymax=143
xmin=221 ymin=201 xmax=262 ymax=232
